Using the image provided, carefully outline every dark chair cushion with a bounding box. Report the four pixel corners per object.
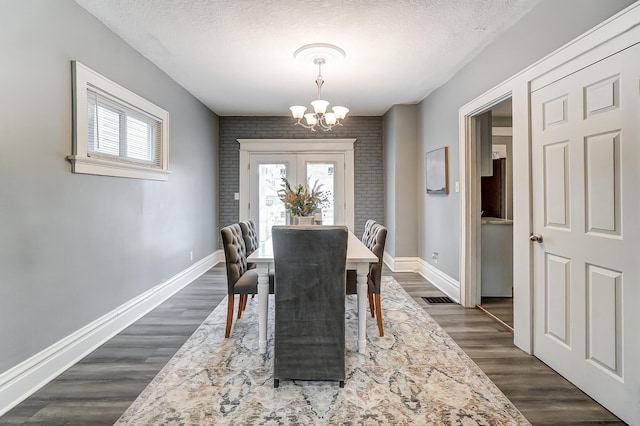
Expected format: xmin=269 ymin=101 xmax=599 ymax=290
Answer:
xmin=233 ymin=268 xmax=258 ymax=293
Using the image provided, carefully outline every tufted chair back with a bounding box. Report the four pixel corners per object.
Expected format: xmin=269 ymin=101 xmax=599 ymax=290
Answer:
xmin=239 ymin=219 xmax=259 ymax=255
xmin=364 ymin=223 xmax=387 ymax=294
xmin=361 ymin=219 xmax=376 ymax=243
xmin=220 ymin=223 xmax=249 ymax=294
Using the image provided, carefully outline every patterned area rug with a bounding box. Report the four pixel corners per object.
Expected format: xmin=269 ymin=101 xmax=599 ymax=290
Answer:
xmin=116 ymin=277 xmax=529 ymax=425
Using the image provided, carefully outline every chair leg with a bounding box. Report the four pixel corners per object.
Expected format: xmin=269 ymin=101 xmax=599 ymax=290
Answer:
xmin=225 ymin=294 xmax=234 ymax=338
xmin=375 ymin=294 xmax=384 ymax=337
xmin=368 ymin=293 xmax=375 ymax=318
xmin=241 ymin=293 xmax=248 ymax=312
xmin=237 ymin=294 xmax=246 ymax=319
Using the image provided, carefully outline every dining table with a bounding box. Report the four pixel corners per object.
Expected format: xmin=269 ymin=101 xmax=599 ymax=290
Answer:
xmin=247 ymin=229 xmax=378 ymax=355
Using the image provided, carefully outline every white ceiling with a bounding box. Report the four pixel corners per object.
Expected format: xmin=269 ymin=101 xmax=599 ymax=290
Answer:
xmin=74 ymin=0 xmax=539 ymax=117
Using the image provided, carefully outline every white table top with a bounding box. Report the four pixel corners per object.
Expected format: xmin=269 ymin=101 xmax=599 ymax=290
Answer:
xmin=247 ymin=230 xmax=377 ymax=264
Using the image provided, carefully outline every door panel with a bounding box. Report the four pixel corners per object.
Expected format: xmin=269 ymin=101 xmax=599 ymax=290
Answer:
xmin=586 ymin=264 xmax=621 ymax=374
xmin=545 ymin=253 xmax=570 ymax=345
xmin=531 ymin=43 xmax=639 ymax=423
xmin=543 ymin=141 xmax=570 ymax=228
xmin=585 ymin=132 xmax=620 ymax=235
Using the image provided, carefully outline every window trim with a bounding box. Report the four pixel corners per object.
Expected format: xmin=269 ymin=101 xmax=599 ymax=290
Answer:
xmin=68 ymin=61 xmax=170 ymax=181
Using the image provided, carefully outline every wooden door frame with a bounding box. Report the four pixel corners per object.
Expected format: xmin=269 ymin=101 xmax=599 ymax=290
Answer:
xmin=458 ymin=3 xmax=640 ymax=355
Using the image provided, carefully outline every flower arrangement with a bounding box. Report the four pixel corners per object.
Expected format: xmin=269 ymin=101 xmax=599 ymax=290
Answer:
xmin=277 ymin=178 xmax=329 ymax=217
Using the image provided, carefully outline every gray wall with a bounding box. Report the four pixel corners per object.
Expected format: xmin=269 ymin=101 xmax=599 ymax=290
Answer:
xmin=0 ymin=1 xmax=219 ymax=373
xmin=418 ymin=0 xmax=636 ymax=280
xmin=383 ymin=111 xmax=396 ymax=257
xmin=383 ymin=105 xmax=419 ymax=258
xmin=219 ymin=116 xmax=383 ymax=238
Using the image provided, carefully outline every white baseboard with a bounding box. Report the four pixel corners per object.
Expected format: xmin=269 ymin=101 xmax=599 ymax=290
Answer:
xmin=0 ymin=252 xmax=221 ymax=416
xmin=384 ymin=253 xmax=460 ymax=303
xmin=416 ymin=258 xmax=461 ymax=303
xmin=383 ymin=252 xmax=421 ymax=272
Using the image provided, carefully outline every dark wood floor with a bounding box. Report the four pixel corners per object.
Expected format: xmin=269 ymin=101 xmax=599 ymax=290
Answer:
xmin=480 ymin=296 xmax=514 ymax=329
xmin=0 ymin=266 xmax=623 ymax=425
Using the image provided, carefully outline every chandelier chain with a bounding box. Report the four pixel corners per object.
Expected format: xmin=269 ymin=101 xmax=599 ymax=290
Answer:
xmin=315 ymin=58 xmax=324 ymax=99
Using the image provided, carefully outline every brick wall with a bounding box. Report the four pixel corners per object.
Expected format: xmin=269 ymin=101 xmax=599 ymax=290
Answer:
xmin=218 ymin=116 xmax=384 ymax=245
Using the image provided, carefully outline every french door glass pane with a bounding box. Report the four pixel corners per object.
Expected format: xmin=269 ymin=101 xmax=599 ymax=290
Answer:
xmin=306 ymin=162 xmax=335 ymax=225
xmin=258 ymin=163 xmax=287 ymax=244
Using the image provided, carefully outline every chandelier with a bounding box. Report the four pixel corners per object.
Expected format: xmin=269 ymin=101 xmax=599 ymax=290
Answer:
xmin=289 ymin=44 xmax=349 ymax=132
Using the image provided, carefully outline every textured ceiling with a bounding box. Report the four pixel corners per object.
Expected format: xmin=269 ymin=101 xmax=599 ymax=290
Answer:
xmin=74 ymin=0 xmax=539 ymax=116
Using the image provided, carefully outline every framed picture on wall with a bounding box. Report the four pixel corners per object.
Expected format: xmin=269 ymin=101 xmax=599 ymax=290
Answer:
xmin=426 ymin=147 xmax=449 ymax=195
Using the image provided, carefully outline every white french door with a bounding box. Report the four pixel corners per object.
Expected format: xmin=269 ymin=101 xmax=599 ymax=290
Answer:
xmin=248 ymin=153 xmax=345 ymax=244
xmin=238 ymin=139 xmax=355 ymax=244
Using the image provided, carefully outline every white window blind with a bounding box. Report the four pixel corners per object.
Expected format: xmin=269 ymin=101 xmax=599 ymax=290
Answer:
xmin=87 ymin=88 xmax=161 ymax=167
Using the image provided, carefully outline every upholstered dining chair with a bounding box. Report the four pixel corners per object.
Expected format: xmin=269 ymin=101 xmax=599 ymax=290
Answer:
xmin=346 ymin=221 xmax=388 ymax=337
xmin=220 ymin=223 xmax=263 ymax=338
xmin=272 ymin=226 xmax=349 ymax=388
xmin=239 ymin=219 xmax=274 ymax=296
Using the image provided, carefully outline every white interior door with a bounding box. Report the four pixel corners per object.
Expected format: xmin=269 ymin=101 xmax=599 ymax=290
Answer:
xmin=531 ymin=43 xmax=639 ymax=423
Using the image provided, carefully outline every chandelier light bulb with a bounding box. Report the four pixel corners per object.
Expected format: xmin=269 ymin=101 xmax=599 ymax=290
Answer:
xmin=311 ymin=99 xmax=330 ymax=115
xmin=289 ymin=105 xmax=307 ymax=119
xmin=304 ymin=113 xmax=317 ymax=126
xmin=332 ymin=106 xmax=349 ymax=120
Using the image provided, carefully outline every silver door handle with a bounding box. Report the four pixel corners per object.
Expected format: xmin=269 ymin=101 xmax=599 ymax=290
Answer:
xmin=529 ymin=234 xmax=543 ymax=243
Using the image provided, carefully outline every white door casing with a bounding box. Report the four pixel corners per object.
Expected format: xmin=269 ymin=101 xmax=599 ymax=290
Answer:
xmin=530 ymin=43 xmax=639 ymax=423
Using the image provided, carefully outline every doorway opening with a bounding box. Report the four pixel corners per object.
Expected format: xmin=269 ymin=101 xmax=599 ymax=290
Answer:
xmin=460 ymin=85 xmax=533 ymax=352
xmin=477 ymin=99 xmax=514 ymax=331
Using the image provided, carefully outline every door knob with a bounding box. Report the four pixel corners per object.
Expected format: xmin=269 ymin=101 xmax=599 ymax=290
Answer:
xmin=529 ymin=234 xmax=543 ymax=243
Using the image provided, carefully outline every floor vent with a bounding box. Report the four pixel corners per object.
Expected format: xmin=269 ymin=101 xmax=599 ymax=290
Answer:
xmin=422 ymin=296 xmax=455 ymax=304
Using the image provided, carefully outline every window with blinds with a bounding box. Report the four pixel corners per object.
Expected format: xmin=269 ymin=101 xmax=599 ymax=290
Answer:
xmin=69 ymin=61 xmax=170 ymax=181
